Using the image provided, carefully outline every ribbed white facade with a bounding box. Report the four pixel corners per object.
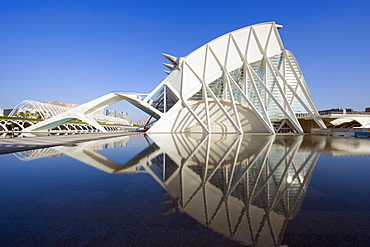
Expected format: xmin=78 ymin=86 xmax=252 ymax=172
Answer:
xmin=145 ymin=22 xmax=326 ymax=134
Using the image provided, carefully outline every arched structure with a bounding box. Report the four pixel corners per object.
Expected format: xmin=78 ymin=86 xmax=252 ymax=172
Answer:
xmin=9 ymin=100 xmax=68 ymax=119
xmin=0 ymin=118 xmax=128 ymax=138
xmin=21 ymin=96 xmax=131 ymax=133
xmin=9 ymin=100 xmax=131 ymax=126
xmin=23 ymin=22 xmax=326 ymax=134
xmin=330 ymin=116 xmax=370 ymax=128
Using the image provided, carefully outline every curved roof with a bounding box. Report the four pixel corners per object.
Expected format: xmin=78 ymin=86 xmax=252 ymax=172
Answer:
xmin=186 ymin=22 xmax=281 ymax=58
xmin=9 ymin=100 xmax=131 ymax=126
xmin=331 ymin=116 xmax=370 ymax=128
xmin=9 ymin=100 xmax=68 ymax=119
xmin=165 ymin=22 xmax=284 ymax=97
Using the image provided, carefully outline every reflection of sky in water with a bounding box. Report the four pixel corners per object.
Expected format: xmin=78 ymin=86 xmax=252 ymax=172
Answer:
xmin=284 ymin=154 xmax=370 ymax=245
xmin=0 ymin=134 xmax=369 ymax=246
xmin=95 ymin=135 xmax=150 ymax=165
xmin=309 ymin=155 xmax=370 ymax=210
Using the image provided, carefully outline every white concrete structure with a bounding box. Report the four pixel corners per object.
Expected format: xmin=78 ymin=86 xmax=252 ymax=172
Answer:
xmin=142 ymin=22 xmax=326 ymax=134
xmin=22 ymin=95 xmax=131 ymax=132
xmin=9 ymin=100 xmax=130 ymax=126
xmin=330 ymin=116 xmax=370 ymax=128
xmin=10 ymin=100 xmax=68 ymax=119
xmin=23 ymin=22 xmax=326 ymax=134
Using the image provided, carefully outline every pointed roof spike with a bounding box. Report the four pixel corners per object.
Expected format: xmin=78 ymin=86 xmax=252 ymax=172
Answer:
xmin=163 ymin=63 xmax=175 ymax=70
xmin=164 ymin=70 xmax=171 ymax=75
xmin=162 ymin=53 xmax=178 ymax=66
xmin=276 ymin=24 xmax=283 ymax=29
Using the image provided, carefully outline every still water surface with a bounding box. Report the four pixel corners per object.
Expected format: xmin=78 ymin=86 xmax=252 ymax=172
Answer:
xmin=0 ymin=134 xmax=370 ymax=246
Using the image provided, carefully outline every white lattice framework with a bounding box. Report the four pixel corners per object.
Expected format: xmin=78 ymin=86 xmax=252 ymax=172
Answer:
xmin=18 ymin=97 xmax=131 ymax=133
xmin=9 ymin=100 xmax=68 ymax=119
xmin=145 ymin=22 xmax=326 ymax=134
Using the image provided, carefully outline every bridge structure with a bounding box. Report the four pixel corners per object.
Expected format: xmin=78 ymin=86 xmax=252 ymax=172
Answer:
xmin=2 ymin=99 xmax=130 ymax=136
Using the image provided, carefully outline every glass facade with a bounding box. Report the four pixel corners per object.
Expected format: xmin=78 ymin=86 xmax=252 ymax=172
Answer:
xmin=189 ymin=52 xmax=311 ymax=124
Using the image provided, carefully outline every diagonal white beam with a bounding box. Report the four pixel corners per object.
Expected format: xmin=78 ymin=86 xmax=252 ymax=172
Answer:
xmin=205 ymin=47 xmax=244 ymax=133
xmin=180 ymin=62 xmax=210 ymax=133
xmin=268 ymin=57 xmax=326 ymax=129
xmin=251 ymin=27 xmax=303 ymax=134
xmin=229 ymin=33 xmax=275 ymax=133
xmin=203 ymin=45 xmax=212 ymax=133
xmin=184 ymin=60 xmax=241 ymax=133
xmin=246 ymin=63 xmax=303 ymax=133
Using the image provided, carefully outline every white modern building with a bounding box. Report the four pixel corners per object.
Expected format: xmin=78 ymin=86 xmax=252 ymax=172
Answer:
xmin=24 ymin=22 xmax=327 ymax=134
xmin=136 ymin=22 xmax=326 ymax=134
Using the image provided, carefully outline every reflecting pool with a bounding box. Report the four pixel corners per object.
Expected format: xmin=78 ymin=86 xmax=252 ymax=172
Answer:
xmin=0 ymin=134 xmax=370 ymax=246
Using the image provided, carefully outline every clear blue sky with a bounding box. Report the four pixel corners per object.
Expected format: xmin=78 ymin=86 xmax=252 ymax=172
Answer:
xmin=1 ymin=0 xmax=369 ymax=121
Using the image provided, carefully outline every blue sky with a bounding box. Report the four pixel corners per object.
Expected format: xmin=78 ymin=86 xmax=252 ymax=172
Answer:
xmin=1 ymin=0 xmax=369 ymax=121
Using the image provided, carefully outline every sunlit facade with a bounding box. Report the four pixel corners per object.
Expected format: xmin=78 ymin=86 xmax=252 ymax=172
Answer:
xmin=143 ymin=22 xmax=326 ymax=134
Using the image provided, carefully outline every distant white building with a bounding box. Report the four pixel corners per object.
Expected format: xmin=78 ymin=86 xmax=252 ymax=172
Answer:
xmin=9 ymin=100 xmax=131 ymax=126
xmin=106 ymin=110 xmax=116 ymax=117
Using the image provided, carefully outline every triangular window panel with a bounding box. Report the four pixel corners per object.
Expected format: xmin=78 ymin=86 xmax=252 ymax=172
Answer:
xmin=150 ymin=87 xmax=165 ymax=111
xmin=249 ymin=58 xmax=264 ymax=82
xmin=247 ymin=69 xmax=262 ymax=109
xmin=209 ymin=77 xmax=224 ymax=99
xmin=150 ymin=85 xmax=179 ymax=113
xmin=189 ymin=76 xmax=224 ymax=101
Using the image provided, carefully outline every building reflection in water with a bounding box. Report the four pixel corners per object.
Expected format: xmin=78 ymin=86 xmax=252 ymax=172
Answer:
xmin=14 ymin=136 xmax=131 ymax=173
xmin=13 ymin=134 xmax=369 ymax=246
xmin=145 ymin=134 xmax=323 ymax=246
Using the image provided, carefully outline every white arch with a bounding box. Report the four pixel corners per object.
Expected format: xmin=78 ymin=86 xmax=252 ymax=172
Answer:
xmin=330 ymin=116 xmax=370 ymax=128
xmin=23 ymin=93 xmax=143 ymax=133
xmin=9 ymin=100 xmax=69 ymax=119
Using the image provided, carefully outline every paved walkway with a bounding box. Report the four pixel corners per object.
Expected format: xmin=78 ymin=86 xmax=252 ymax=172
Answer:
xmin=0 ymin=132 xmax=139 ymax=155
